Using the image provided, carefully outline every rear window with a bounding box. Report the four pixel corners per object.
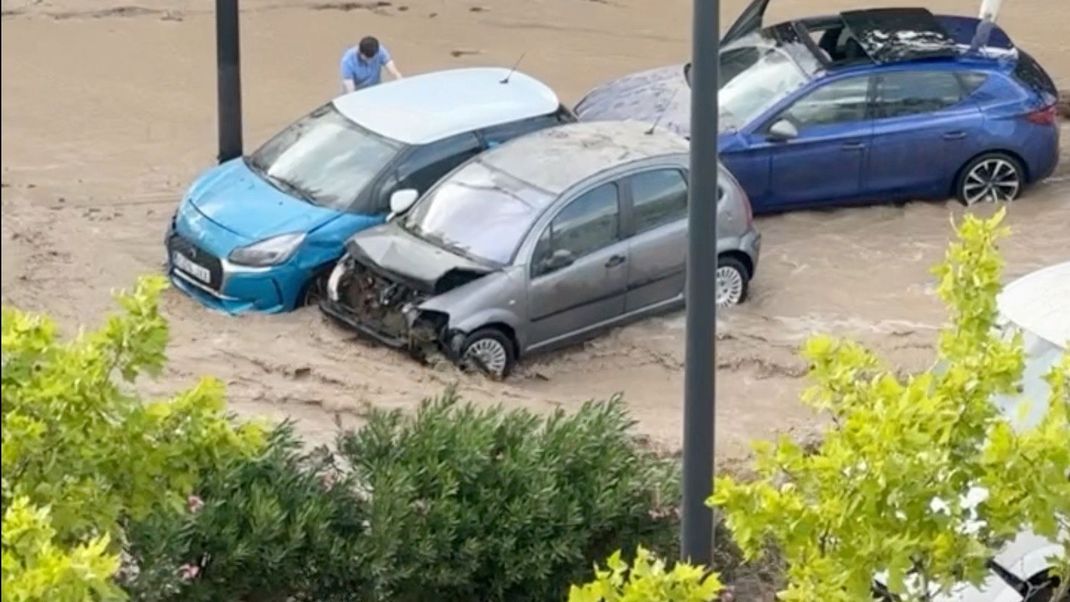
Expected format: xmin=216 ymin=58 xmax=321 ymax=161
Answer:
xmin=957 ymin=71 xmax=989 ymax=96
xmin=1013 ymin=50 xmax=1058 ymax=100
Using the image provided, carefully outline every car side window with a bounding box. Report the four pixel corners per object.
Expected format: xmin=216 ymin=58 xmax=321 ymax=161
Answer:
xmin=481 ymin=111 xmax=567 ymax=148
xmin=875 ymin=71 xmax=964 ymax=119
xmin=395 ymin=132 xmax=483 ymax=197
xmin=629 ymin=169 xmax=688 ymax=234
xmin=532 ymin=183 xmax=620 ymax=277
xmin=780 ymin=76 xmax=871 ymax=128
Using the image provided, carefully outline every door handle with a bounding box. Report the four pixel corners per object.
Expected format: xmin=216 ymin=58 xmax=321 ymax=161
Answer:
xmin=841 ymin=141 xmax=866 ymax=150
xmin=605 ymin=254 xmax=626 ymax=268
xmin=943 ymin=131 xmax=967 ymax=140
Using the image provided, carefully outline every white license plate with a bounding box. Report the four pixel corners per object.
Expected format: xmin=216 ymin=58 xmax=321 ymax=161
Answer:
xmin=172 ymin=252 xmax=211 ymax=284
xmin=327 ymin=262 xmax=346 ymax=302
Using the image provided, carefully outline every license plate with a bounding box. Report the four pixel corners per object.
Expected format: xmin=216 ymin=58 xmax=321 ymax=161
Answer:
xmin=327 ymin=262 xmax=345 ymax=302
xmin=172 ymin=252 xmax=211 ymax=284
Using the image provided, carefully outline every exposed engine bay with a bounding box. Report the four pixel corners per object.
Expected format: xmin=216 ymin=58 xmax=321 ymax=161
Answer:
xmin=323 ymin=253 xmax=486 ymax=366
xmin=325 ymin=254 xmax=438 ymax=347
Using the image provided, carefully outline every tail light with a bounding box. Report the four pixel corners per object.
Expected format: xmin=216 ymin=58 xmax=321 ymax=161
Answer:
xmin=1025 ymin=104 xmax=1057 ymax=125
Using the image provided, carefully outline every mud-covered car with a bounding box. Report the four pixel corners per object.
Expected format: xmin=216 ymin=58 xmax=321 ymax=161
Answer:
xmin=319 ymin=121 xmax=760 ymax=377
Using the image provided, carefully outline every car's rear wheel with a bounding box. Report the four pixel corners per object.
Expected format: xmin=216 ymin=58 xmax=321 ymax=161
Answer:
xmin=956 ymin=153 xmax=1025 ymax=206
xmin=716 ymin=256 xmax=749 ymax=308
xmin=460 ymin=328 xmax=516 ymax=379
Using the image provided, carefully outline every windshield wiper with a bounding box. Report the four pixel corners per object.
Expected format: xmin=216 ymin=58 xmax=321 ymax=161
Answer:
xmin=264 ymin=173 xmax=318 ymax=206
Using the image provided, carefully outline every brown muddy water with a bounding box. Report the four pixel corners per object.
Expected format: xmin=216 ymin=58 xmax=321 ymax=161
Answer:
xmin=3 ymin=0 xmax=1069 ymax=457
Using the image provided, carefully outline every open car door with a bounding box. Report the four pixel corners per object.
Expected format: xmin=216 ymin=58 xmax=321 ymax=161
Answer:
xmin=721 ymin=0 xmax=771 ymax=45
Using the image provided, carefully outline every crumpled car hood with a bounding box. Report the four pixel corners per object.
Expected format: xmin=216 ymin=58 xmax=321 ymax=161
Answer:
xmin=574 ymin=64 xmax=693 ymax=139
xmin=346 ymin=224 xmax=491 ymax=293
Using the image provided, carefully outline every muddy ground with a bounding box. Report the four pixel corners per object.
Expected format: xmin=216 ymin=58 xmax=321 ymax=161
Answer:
xmin=2 ymin=0 xmax=1069 ymax=457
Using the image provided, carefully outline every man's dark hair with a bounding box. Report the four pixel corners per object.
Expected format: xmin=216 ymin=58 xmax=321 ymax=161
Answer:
xmin=358 ymin=36 xmax=380 ymax=58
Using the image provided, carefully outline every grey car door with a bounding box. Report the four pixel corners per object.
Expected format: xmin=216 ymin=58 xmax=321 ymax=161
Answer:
xmin=526 ymin=182 xmax=629 ymax=348
xmin=621 ymin=167 xmax=689 ymax=313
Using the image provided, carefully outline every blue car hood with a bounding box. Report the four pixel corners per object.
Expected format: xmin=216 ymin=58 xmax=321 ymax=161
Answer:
xmin=185 ymin=159 xmax=342 ymax=241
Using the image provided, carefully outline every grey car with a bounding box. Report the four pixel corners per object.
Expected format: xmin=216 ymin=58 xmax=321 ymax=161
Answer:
xmin=319 ymin=121 xmax=761 ymax=377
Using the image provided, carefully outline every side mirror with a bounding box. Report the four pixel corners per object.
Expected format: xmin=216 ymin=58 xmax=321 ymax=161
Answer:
xmin=542 ymin=248 xmax=575 ymax=273
xmin=387 ymin=188 xmax=419 ymax=221
xmin=767 ymin=119 xmax=799 ymax=142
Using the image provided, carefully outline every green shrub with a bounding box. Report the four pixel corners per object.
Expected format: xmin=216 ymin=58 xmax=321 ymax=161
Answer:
xmin=122 ymin=425 xmax=368 ymax=602
xmin=709 ymin=210 xmax=1070 ymax=600
xmin=1 ymin=276 xmax=262 ymax=601
xmin=334 ymin=391 xmax=680 ymax=602
xmin=568 ymin=546 xmax=723 ymax=602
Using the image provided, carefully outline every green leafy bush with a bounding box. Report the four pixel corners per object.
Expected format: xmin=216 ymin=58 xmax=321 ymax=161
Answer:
xmin=568 ymin=546 xmax=723 ymax=602
xmin=709 ymin=209 xmax=1070 ymax=601
xmin=122 ymin=425 xmax=368 ymax=602
xmin=334 ymin=392 xmax=680 ymax=602
xmin=1 ymin=276 xmax=263 ymax=601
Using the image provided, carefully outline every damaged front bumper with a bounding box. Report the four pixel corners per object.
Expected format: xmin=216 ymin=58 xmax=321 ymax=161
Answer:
xmin=319 ymin=256 xmax=454 ymax=360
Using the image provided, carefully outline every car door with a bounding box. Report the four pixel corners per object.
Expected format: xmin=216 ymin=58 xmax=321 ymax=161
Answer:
xmin=758 ymin=74 xmax=875 ymax=210
xmin=526 ymin=182 xmax=629 ymax=348
xmin=722 ymin=0 xmax=772 ymax=45
xmin=620 ymin=167 xmax=689 ymax=313
xmin=373 ymin=131 xmax=484 ymax=212
xmin=865 ymin=69 xmax=987 ymax=201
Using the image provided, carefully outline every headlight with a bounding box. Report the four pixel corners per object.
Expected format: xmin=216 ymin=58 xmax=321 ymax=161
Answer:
xmin=228 ymin=232 xmax=306 ymax=267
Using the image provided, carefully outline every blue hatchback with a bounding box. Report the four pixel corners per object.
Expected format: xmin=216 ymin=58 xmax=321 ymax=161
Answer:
xmin=574 ymin=3 xmax=1061 ymax=213
xmin=166 ymin=67 xmax=572 ymax=314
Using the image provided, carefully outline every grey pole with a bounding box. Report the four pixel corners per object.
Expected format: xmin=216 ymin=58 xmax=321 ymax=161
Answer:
xmin=681 ymin=0 xmax=719 ymax=565
xmin=216 ymin=0 xmax=243 ymax=163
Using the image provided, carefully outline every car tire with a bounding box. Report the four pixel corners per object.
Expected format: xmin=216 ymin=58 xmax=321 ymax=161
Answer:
xmin=300 ymin=269 xmax=330 ymax=307
xmin=460 ymin=328 xmax=516 ymax=379
xmin=955 ymin=152 xmax=1026 ymax=206
xmin=716 ymin=256 xmax=749 ymax=308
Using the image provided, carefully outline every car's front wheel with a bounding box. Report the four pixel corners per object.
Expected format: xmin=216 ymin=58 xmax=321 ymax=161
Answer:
xmin=300 ymin=268 xmax=331 ymax=307
xmin=716 ymin=256 xmax=749 ymax=308
xmin=956 ymin=152 xmax=1025 ymax=206
xmin=460 ymin=328 xmax=516 ymax=379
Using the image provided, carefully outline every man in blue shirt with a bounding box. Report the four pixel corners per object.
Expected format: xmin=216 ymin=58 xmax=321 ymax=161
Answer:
xmin=340 ymin=36 xmax=403 ymax=93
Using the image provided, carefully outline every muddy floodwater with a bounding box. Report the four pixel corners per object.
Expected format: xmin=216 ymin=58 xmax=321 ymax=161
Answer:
xmin=3 ymin=0 xmax=1069 ymax=457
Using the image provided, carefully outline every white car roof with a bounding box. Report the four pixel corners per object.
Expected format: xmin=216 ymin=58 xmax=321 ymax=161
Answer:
xmin=332 ymin=67 xmax=561 ymax=145
xmin=997 ymin=261 xmax=1070 ymax=350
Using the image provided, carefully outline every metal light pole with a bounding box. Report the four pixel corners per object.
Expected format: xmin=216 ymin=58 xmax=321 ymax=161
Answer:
xmin=216 ymin=0 xmax=243 ymax=163
xmin=681 ymin=0 xmax=720 ymax=565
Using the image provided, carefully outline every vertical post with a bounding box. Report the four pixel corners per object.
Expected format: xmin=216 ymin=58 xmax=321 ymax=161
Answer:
xmin=681 ymin=0 xmax=719 ymax=565
xmin=216 ymin=0 xmax=243 ymax=163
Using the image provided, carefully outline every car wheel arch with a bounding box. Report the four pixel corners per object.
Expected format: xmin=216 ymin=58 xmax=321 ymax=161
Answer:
xmin=719 ymin=250 xmax=754 ymax=281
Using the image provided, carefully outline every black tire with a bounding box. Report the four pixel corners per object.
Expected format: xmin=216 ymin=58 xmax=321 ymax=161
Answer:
xmin=955 ymin=152 xmax=1026 ymax=206
xmin=459 ymin=328 xmax=517 ymax=379
xmin=299 ymin=268 xmax=331 ymax=307
xmin=716 ymin=255 xmax=749 ymax=307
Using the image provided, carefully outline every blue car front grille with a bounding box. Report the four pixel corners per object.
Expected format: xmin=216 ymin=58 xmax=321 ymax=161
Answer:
xmin=167 ymin=234 xmax=224 ymax=291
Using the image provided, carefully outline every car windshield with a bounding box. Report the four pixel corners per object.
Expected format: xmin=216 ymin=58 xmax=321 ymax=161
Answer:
xmin=719 ymin=45 xmax=811 ymax=129
xmin=400 ymin=161 xmax=549 ymax=266
xmin=246 ymin=104 xmax=402 ymax=212
xmin=687 ymin=45 xmax=811 ymax=130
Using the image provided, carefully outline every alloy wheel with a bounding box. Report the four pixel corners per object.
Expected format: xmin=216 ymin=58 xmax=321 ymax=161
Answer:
xmin=463 ymin=337 xmax=509 ymax=377
xmin=963 ymin=158 xmax=1021 ymax=205
xmin=716 ymin=266 xmax=745 ymax=307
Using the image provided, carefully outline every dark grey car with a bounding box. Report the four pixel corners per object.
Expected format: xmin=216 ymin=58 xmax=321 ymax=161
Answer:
xmin=320 ymin=121 xmax=761 ymax=377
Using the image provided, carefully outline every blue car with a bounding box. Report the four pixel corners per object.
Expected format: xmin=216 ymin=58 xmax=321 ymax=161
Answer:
xmin=167 ymin=67 xmax=572 ymax=313
xmin=574 ymin=2 xmax=1061 ymax=213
